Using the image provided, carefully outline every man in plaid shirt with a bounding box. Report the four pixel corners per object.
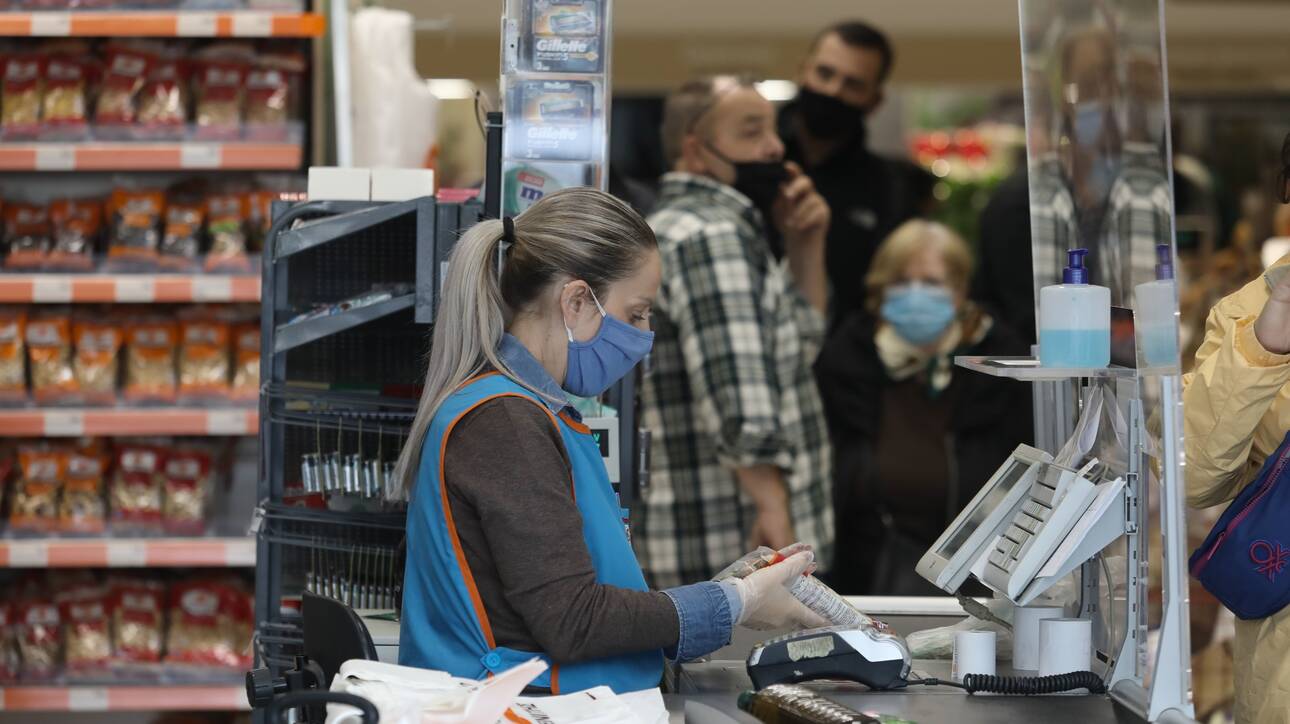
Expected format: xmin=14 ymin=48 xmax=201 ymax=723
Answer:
xmin=633 ymin=76 xmax=835 ymax=588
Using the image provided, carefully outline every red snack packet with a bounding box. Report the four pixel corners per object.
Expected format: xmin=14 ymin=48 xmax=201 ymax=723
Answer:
xmin=164 ymin=580 xmax=253 ymax=669
xmin=0 ymin=601 xmax=20 ymax=680
xmin=15 ymin=598 xmax=61 ymax=680
xmin=1 ymin=54 xmax=43 ymax=140
xmin=59 ymin=586 xmax=112 ymax=674
xmin=110 ymin=443 xmax=164 ymax=532
xmin=137 ymin=54 xmax=187 ymax=138
xmin=41 ymin=55 xmax=90 ymax=139
xmin=110 ymin=578 xmax=164 ymax=665
xmin=193 ymin=60 xmax=246 ymax=141
xmin=162 ymin=447 xmax=212 ymax=535
xmin=96 ymin=46 xmax=153 ymax=127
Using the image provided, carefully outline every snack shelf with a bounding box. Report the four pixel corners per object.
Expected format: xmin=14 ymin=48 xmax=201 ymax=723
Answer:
xmin=0 ymin=407 xmax=257 ymax=436
xmin=0 ymin=273 xmax=260 ymax=303
xmin=0 ymin=536 xmax=255 ymax=568
xmin=0 ymin=141 xmax=302 ymax=172
xmin=0 ymin=11 xmax=324 ymax=38
xmin=0 ymin=684 xmax=247 ymax=711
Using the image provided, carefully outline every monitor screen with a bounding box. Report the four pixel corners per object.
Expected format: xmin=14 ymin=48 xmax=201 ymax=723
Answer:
xmin=936 ymin=461 xmax=1031 ymax=558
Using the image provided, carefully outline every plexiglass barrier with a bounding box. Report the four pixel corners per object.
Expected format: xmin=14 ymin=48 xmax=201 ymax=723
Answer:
xmin=1018 ymin=0 xmax=1192 ymax=719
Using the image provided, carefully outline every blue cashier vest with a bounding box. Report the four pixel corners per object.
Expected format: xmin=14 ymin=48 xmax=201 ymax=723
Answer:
xmin=399 ymin=372 xmax=663 ymax=694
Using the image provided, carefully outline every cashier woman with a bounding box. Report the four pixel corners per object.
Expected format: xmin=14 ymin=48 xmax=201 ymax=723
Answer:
xmin=393 ymin=187 xmax=828 ymax=694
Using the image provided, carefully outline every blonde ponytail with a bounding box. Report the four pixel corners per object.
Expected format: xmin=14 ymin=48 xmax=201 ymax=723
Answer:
xmin=391 ymin=188 xmax=656 ymax=500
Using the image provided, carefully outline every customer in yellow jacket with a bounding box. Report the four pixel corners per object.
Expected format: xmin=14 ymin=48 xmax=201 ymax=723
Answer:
xmin=1184 ymin=253 xmax=1290 ymax=724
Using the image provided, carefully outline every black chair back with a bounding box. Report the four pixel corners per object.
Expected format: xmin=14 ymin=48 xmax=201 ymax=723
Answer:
xmin=302 ymin=591 xmax=379 ymax=687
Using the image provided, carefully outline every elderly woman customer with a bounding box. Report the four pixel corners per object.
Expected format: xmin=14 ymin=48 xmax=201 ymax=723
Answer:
xmin=815 ymin=220 xmax=1033 ymax=595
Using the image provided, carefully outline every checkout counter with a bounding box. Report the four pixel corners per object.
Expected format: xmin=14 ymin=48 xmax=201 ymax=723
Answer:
xmin=357 ymin=596 xmax=1137 ymax=724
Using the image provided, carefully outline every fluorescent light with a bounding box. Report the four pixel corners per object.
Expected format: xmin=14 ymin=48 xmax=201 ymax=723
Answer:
xmin=755 ymin=80 xmax=798 ymax=102
xmin=426 ymin=79 xmax=476 ymax=100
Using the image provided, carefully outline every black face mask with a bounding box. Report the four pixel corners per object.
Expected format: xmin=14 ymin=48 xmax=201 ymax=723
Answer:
xmin=796 ymin=86 xmax=868 ymax=142
xmin=704 ymin=143 xmax=788 ymax=214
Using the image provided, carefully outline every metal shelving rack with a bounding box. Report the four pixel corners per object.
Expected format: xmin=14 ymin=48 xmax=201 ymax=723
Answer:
xmin=253 ymin=195 xmax=481 ymax=691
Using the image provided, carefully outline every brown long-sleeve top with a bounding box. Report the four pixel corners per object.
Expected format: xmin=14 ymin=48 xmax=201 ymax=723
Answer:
xmin=442 ymin=395 xmax=679 ymax=662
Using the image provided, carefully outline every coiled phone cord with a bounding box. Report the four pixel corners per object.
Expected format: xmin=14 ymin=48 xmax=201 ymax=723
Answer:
xmin=910 ymin=671 xmax=1107 ymax=695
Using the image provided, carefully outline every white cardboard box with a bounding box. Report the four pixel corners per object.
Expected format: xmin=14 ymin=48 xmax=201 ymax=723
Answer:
xmin=370 ymin=168 xmax=437 ymax=202
xmin=307 ymin=167 xmax=371 ymax=201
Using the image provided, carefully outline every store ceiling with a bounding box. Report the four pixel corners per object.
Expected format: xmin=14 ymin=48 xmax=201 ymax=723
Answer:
xmin=392 ymin=0 xmax=1290 ymax=38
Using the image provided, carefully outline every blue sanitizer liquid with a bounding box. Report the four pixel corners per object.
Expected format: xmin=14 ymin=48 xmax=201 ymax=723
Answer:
xmin=1040 ymin=329 xmax=1110 ymax=368
xmin=1140 ymin=326 xmax=1179 ymax=368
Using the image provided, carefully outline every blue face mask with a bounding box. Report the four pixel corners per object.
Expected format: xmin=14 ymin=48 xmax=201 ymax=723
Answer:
xmin=1074 ymin=101 xmax=1107 ymax=145
xmin=563 ymin=285 xmax=654 ymax=397
xmin=881 ymin=283 xmax=956 ymax=345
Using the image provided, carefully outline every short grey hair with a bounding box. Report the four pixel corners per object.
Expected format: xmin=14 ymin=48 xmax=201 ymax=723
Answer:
xmin=660 ymin=74 xmax=759 ymax=168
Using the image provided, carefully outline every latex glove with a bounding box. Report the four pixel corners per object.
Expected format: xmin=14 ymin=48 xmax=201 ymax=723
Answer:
xmin=730 ymin=550 xmax=831 ymax=631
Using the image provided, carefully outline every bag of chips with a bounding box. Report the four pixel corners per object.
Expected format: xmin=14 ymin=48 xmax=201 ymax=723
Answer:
xmin=59 ymin=449 xmax=106 ymax=534
xmin=159 ymin=202 xmax=204 ymax=271
xmin=59 ymin=586 xmax=111 ymax=675
xmin=124 ymin=320 xmax=177 ymax=403
xmin=162 ymin=447 xmax=212 ymax=535
xmin=193 ymin=59 xmax=246 ymax=141
xmin=40 ymin=54 xmax=90 ymax=140
xmin=48 ymin=198 xmax=102 ymax=271
xmin=204 ymin=193 xmax=251 ymax=272
xmin=110 ymin=443 xmax=163 ymax=532
xmin=72 ymin=319 xmax=121 ymax=406
xmin=95 ymin=45 xmax=152 ymax=132
xmin=244 ymin=53 xmax=303 ymax=142
xmin=231 ymin=322 xmax=259 ymax=401
xmin=164 ymin=580 xmax=253 ymax=670
xmin=110 ymin=578 xmax=164 ymax=666
xmin=1 ymin=54 xmax=43 ymax=140
xmin=14 ymin=597 xmax=61 ymax=679
xmin=136 ymin=53 xmax=187 ymax=139
xmin=0 ymin=601 xmax=20 ymax=681
xmin=107 ymin=188 xmax=165 ymax=267
xmin=11 ymin=446 xmax=63 ymax=534
xmin=27 ymin=313 xmax=78 ymax=404
xmin=0 ymin=309 xmax=28 ymax=404
xmin=4 ymin=202 xmax=51 ymax=270
xmin=178 ymin=318 xmax=230 ymax=400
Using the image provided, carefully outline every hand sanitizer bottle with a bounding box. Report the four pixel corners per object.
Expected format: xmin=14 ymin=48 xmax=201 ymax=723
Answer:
xmin=1039 ymin=248 xmax=1111 ymax=368
xmin=1135 ymin=244 xmax=1180 ymax=369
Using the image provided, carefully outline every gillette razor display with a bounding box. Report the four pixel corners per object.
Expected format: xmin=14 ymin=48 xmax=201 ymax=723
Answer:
xmin=500 ymin=0 xmax=612 ymax=216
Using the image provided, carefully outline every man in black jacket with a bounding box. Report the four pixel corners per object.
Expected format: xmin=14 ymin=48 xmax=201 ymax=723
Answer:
xmin=780 ymin=21 xmax=930 ymax=328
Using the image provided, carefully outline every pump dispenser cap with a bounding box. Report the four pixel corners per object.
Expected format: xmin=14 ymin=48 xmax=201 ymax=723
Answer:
xmin=1155 ymin=244 xmax=1174 ymax=281
xmin=1063 ymin=248 xmax=1090 ymax=284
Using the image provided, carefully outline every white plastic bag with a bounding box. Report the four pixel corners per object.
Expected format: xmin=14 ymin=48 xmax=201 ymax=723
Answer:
xmin=349 ymin=8 xmax=438 ymax=169
xmin=325 ymin=657 xmax=659 ymax=724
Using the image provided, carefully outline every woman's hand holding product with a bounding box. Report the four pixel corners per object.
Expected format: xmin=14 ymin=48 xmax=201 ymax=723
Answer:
xmin=728 ymin=549 xmax=830 ymax=631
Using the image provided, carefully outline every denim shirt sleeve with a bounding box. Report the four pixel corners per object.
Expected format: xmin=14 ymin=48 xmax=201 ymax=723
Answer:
xmin=661 ymin=581 xmax=739 ymax=662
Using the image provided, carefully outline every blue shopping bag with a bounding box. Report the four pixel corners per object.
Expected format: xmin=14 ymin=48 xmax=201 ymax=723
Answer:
xmin=1190 ymin=430 xmax=1290 ymax=620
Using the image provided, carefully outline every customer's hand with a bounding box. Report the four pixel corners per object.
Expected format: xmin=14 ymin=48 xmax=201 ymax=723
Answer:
xmin=1255 ymin=269 xmax=1290 ymax=354
xmin=773 ymin=162 xmax=830 ymax=250
xmin=730 ymin=550 xmax=830 ymax=631
xmin=748 ymin=506 xmax=795 ymax=551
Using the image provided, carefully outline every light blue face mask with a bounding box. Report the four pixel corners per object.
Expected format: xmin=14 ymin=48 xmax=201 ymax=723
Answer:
xmin=563 ymin=284 xmax=654 ymax=398
xmin=881 ymin=283 xmax=956 ymax=345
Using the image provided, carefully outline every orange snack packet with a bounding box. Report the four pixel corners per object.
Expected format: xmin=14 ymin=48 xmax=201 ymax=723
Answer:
xmin=27 ymin=314 xmax=78 ymax=403
xmin=48 ymin=198 xmax=102 ymax=271
xmin=11 ymin=446 xmax=65 ymax=533
xmin=0 ymin=309 xmax=27 ymax=402
xmin=179 ymin=318 xmax=231 ymax=399
xmin=73 ymin=320 xmax=122 ymax=406
xmin=124 ymin=320 xmax=177 ymax=403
